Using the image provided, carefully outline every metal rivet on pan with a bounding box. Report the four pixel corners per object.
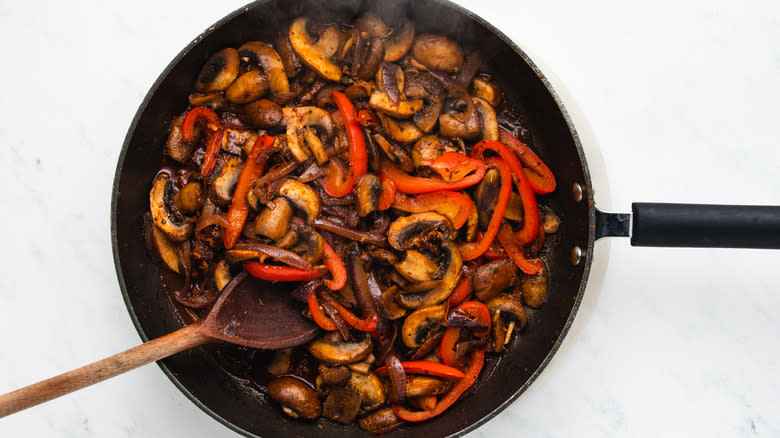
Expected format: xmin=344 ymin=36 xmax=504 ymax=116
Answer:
xmin=570 ymin=246 xmax=582 ymax=266
xmin=572 ymin=183 xmax=583 ymax=202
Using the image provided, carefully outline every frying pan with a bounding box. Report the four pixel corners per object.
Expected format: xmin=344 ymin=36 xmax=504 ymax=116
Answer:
xmin=111 ymin=0 xmax=780 ymax=436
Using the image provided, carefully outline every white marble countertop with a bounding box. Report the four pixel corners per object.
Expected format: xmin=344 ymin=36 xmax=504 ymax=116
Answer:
xmin=1 ymin=0 xmax=779 ymax=436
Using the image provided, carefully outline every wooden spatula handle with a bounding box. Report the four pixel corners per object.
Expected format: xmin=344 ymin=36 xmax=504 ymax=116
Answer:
xmin=0 ymin=323 xmax=209 ymax=418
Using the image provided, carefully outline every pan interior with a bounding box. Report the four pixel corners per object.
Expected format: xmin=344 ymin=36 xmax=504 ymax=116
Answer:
xmin=111 ymin=0 xmax=594 ymax=436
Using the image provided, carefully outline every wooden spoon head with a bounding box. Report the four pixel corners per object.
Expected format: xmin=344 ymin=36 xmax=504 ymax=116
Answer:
xmin=200 ymin=272 xmax=320 ymax=349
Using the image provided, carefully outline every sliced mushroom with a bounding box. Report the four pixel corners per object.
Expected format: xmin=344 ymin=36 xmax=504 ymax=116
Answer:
xmin=282 ymin=106 xmax=334 ymax=164
xmin=373 ymin=133 xmax=415 ymax=172
xmin=308 ymin=332 xmax=373 ymax=365
xmin=241 ymin=98 xmax=282 ymax=129
xmin=320 ymin=365 xmax=352 ymax=385
xmin=357 ymin=37 xmax=386 ymax=81
xmin=212 ymin=156 xmax=243 ymax=205
xmin=187 ymin=92 xmax=227 ymax=111
xmin=542 ymin=208 xmax=560 ymax=233
xmin=291 ymin=224 xmax=325 ymax=264
xmin=475 ymin=167 xmax=501 ymax=228
xmin=266 ymin=347 xmax=293 ymax=376
xmin=348 ymin=372 xmax=385 ymax=412
xmin=315 ymin=24 xmax=343 ymax=59
xmin=439 ymin=109 xmax=480 ymax=139
xmin=194 ymin=48 xmax=240 ymax=93
xmin=143 ymin=213 xmax=181 ymax=274
xmin=214 ymin=259 xmax=232 ymax=291
xmin=412 ymin=34 xmax=464 ymax=73
xmin=486 ymin=293 xmax=527 ymax=353
xmin=470 ymin=76 xmax=503 ymax=107
xmin=464 ymin=192 xmax=479 ymax=242
xmin=379 ymin=285 xmax=407 ymax=320
xmin=521 ymin=260 xmax=548 ymax=308
xmin=474 ymin=96 xmax=499 ymax=140
xmin=412 ymin=135 xmax=445 ymax=167
xmin=225 ymin=70 xmax=268 ymax=104
xmin=404 ymin=375 xmax=450 ymax=397
xmin=383 ymin=19 xmax=415 ymax=62
xmin=173 ymin=181 xmax=203 ymax=214
xmin=504 ymin=192 xmax=524 ymax=222
xmin=222 ymin=128 xmax=258 ymax=156
xmin=322 ymin=386 xmax=361 ymax=424
xmin=354 ymin=12 xmax=389 ymax=37
xmin=406 ymin=72 xmax=446 ymax=134
xmin=254 ymin=197 xmax=293 ymax=240
xmin=473 ymin=258 xmax=519 ymax=301
xmin=301 ymin=127 xmax=327 ymax=165
xmin=267 ymin=376 xmax=321 ymax=419
xmin=289 ymin=17 xmax=343 ymax=81
xmin=369 ymin=89 xmax=424 ymax=118
xmin=166 ymin=116 xmax=193 ymax=164
xmin=278 ymin=179 xmax=321 ymax=222
xmin=359 ymin=407 xmax=403 ymax=434
xmin=237 ymin=41 xmax=290 ymax=98
xmin=354 ymin=173 xmax=381 ymax=217
xmin=402 ymin=304 xmax=446 ymax=348
xmin=395 ymin=250 xmax=438 ymax=282
xmin=346 ymin=353 xmax=375 ymax=374
xmin=397 ymin=245 xmax=462 ymax=308
xmin=149 ymin=173 xmax=194 ymax=242
xmin=387 ymin=212 xmax=452 ymax=251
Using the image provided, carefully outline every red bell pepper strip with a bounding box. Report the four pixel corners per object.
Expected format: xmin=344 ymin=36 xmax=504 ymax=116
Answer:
xmin=497 ymin=223 xmax=542 ymax=275
xmin=458 ymin=157 xmax=511 ymax=260
xmin=483 ymin=237 xmax=507 ymax=260
xmin=321 ymin=91 xmax=368 ymax=197
xmin=318 ymin=290 xmax=378 ymax=332
xmin=392 ymin=349 xmax=485 ymax=422
xmin=499 ymin=128 xmax=556 ymax=194
xmin=181 ymin=106 xmax=223 ymax=177
xmin=472 ymin=140 xmax=539 ymax=245
xmin=438 ymin=327 xmax=461 ymax=367
xmin=377 ymin=178 xmax=396 ymax=211
xmin=392 ymin=191 xmax=473 ymax=229
xmin=379 ymin=159 xmax=486 ymax=195
xmin=375 ymin=361 xmax=465 ymax=379
xmin=243 ymin=261 xmax=325 ymax=281
xmin=307 ymin=291 xmax=337 ymax=331
xmin=223 ymin=135 xmax=276 ymax=249
xmin=430 ymin=152 xmax=486 ymax=183
xmin=321 ymin=240 xmax=347 ymax=291
xmin=446 ymin=271 xmax=473 ymax=309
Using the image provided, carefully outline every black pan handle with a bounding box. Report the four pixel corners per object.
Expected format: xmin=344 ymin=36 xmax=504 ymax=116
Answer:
xmin=596 ymin=203 xmax=780 ymax=249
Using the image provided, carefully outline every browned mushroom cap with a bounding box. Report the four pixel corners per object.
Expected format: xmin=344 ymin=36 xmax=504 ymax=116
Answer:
xmin=383 ymin=19 xmax=415 ymax=62
xmin=166 ymin=116 xmax=194 ymax=164
xmin=289 ymin=17 xmax=343 ymax=81
xmin=387 ymin=212 xmax=452 ymax=251
xmin=225 ymin=70 xmax=268 ymax=104
xmin=542 ymin=208 xmax=561 ymax=233
xmin=212 ymin=156 xmax=243 ymax=205
xmin=149 ymin=173 xmax=194 ymax=243
xmin=358 ymin=407 xmax=403 ymax=434
xmin=354 ymin=12 xmax=390 ymax=37
xmin=412 ymin=34 xmax=464 ymax=73
xmin=504 ymin=192 xmax=524 ymax=222
xmin=357 ymin=37 xmax=386 ymax=81
xmin=475 ymin=167 xmax=501 ymax=228
xmin=320 ymin=365 xmax=352 ymax=385
xmin=267 ymin=376 xmax=321 ymax=419
xmin=308 ymin=332 xmax=373 ymax=365
xmin=521 ymin=260 xmax=548 ymax=308
xmin=404 ymin=375 xmax=450 ymax=397
xmin=470 ymin=76 xmax=503 ymax=107
xmin=187 ymin=92 xmax=228 ymax=111
xmin=486 ymin=293 xmax=527 ymax=352
xmin=379 ymin=285 xmax=408 ymax=320
xmin=322 ymin=386 xmax=361 ymax=424
xmin=278 ymin=179 xmax=321 ymax=222
xmin=214 ymin=259 xmax=232 ymax=291
xmin=473 ymin=96 xmax=499 ymax=140
xmin=194 ymin=48 xmax=240 ymax=93
xmin=412 ymin=135 xmax=445 ymax=167
xmin=354 ymin=173 xmax=381 ymax=217
xmin=473 ymin=258 xmax=519 ymax=301
xmin=439 ymin=108 xmax=480 ymax=139
xmin=402 ymin=304 xmax=446 ymax=348
xmin=348 ymin=372 xmax=386 ymax=412
xmin=241 ymin=98 xmax=282 ymax=129
xmin=173 ymin=181 xmax=203 ymax=214
xmin=237 ymin=41 xmax=291 ymax=98
xmin=275 ymin=26 xmax=303 ymax=77
xmin=377 ymin=112 xmax=424 ymax=144
xmin=282 ymin=106 xmax=334 ymax=164
xmin=395 ymin=250 xmax=438 ymax=282
xmin=143 ymin=213 xmax=182 ymax=274
xmin=254 ymin=197 xmax=293 ymax=240
xmin=314 ymin=23 xmax=343 ymax=59
xmin=290 ymin=224 xmax=325 ymax=264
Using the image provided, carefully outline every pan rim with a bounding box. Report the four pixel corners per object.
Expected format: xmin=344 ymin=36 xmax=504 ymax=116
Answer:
xmin=110 ymin=0 xmax=596 ymax=436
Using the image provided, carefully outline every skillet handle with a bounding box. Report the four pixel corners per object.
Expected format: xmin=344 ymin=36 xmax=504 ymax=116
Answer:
xmin=631 ymin=203 xmax=780 ymax=249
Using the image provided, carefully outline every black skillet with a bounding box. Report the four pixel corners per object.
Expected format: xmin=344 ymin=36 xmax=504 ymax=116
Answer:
xmin=111 ymin=0 xmax=780 ymax=436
